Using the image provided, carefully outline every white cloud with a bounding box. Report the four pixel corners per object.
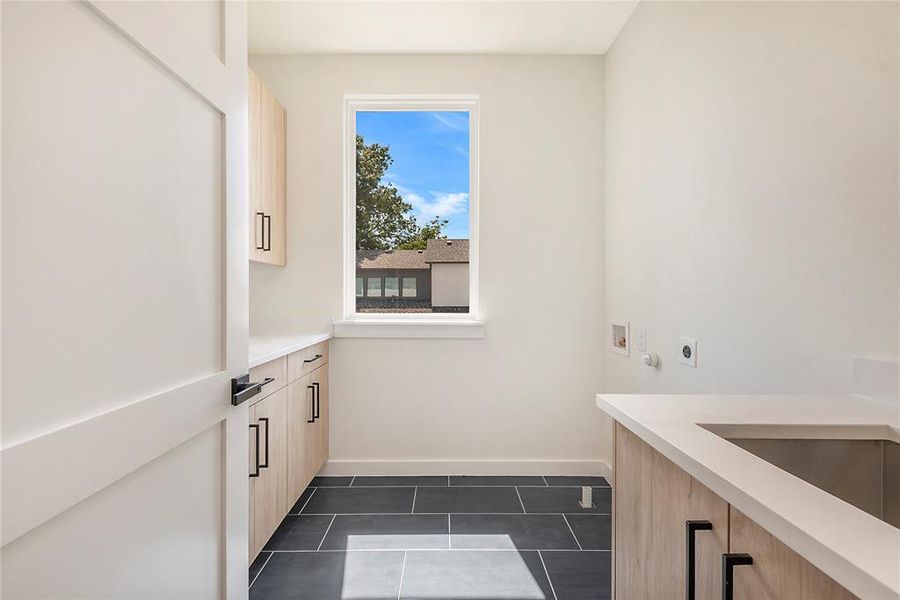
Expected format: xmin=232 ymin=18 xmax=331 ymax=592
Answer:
xmin=396 ymin=186 xmax=468 ymax=223
xmin=430 ymin=112 xmax=469 ymax=132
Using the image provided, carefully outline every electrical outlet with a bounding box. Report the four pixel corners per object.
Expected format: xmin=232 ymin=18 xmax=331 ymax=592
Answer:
xmin=679 ymin=336 xmax=697 ymax=367
xmin=636 ymin=327 xmax=647 ymax=352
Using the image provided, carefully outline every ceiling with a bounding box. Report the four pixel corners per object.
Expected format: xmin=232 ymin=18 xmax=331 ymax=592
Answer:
xmin=248 ymin=1 xmax=639 ymax=55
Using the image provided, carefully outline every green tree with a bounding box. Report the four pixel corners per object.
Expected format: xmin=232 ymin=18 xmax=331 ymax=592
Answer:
xmin=355 ymin=135 xmax=447 ymax=250
xmin=397 ymin=216 xmax=448 ymax=250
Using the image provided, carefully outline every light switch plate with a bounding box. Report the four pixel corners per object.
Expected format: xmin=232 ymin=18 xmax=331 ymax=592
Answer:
xmin=636 ymin=327 xmax=647 ymax=352
xmin=679 ymin=336 xmax=697 ymax=367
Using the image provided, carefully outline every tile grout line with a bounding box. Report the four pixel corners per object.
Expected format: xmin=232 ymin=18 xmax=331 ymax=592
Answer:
xmin=397 ymin=550 xmax=408 ymax=600
xmin=296 ymin=485 xmax=610 ymax=489
xmin=249 ymin=552 xmax=273 ymax=589
xmin=300 ymin=512 xmax=612 ymax=516
xmin=349 ymin=476 xmax=357 ymax=487
xmin=538 ymin=550 xmax=559 ymax=600
xmin=293 ymin=487 xmax=318 ymax=514
xmin=411 ymin=486 xmax=418 ymax=514
xmin=514 ymin=486 xmax=527 ymax=513
xmin=542 ymin=475 xmax=549 ymax=487
xmin=447 ymin=514 xmax=452 ymax=549
xmin=561 ymin=514 xmax=583 ymax=551
xmin=316 ymin=515 xmax=337 ymax=551
xmin=268 ymin=548 xmax=612 ymax=553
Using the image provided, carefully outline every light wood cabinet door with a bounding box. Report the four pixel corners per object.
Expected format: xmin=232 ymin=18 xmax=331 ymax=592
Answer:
xmin=248 ymin=69 xmax=263 ymax=262
xmin=286 ymin=375 xmax=314 ymax=503
xmin=729 ymin=507 xmax=856 ymax=600
xmin=249 ymin=388 xmax=287 ymax=560
xmin=287 ymin=340 xmax=329 ymax=382
xmin=249 ymin=355 xmax=287 ymax=404
xmin=308 ymin=365 xmax=329 ymax=474
xmin=248 ymin=68 xmax=286 ymax=266
xmin=615 ymin=423 xmax=728 ymax=600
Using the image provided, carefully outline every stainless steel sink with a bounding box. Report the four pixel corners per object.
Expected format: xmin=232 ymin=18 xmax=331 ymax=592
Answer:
xmin=702 ymin=424 xmax=900 ymax=529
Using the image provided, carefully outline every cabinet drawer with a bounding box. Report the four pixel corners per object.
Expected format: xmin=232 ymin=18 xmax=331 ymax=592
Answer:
xmin=249 ymin=355 xmax=287 ymax=405
xmin=288 ymin=341 xmax=329 ymax=381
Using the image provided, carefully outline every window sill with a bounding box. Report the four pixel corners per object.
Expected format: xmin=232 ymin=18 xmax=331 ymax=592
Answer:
xmin=332 ymin=318 xmax=486 ymax=339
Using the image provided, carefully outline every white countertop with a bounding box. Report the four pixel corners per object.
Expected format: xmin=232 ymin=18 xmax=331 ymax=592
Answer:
xmin=596 ymin=393 xmax=900 ymax=599
xmin=249 ymin=330 xmax=332 ymax=368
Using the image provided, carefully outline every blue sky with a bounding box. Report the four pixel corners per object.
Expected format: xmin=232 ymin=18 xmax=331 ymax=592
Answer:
xmin=357 ymin=111 xmax=470 ymax=239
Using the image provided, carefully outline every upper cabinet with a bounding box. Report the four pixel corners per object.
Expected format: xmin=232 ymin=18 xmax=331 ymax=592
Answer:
xmin=249 ymin=67 xmax=286 ymax=266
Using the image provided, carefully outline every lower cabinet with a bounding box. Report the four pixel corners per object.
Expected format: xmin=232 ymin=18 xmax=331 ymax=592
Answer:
xmin=249 ymin=345 xmax=330 ymax=561
xmin=729 ymin=507 xmax=856 ymax=600
xmin=286 ymin=364 xmax=330 ymax=503
xmin=249 ymin=388 xmax=287 ymax=559
xmin=307 ymin=365 xmax=329 ymax=478
xmin=615 ymin=423 xmax=728 ymax=600
xmin=614 ymin=422 xmax=855 ymax=600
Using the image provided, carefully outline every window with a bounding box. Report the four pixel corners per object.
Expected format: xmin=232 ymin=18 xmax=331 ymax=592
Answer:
xmin=385 ymin=277 xmax=399 ymax=297
xmin=366 ymin=277 xmax=382 ymax=297
xmin=402 ymin=277 xmax=417 ymax=298
xmin=344 ymin=95 xmax=478 ymax=320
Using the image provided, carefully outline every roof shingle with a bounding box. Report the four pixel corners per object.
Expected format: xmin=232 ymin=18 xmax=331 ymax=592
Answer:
xmin=356 ymin=248 xmax=429 ymax=270
xmin=423 ymin=239 xmax=469 ymax=263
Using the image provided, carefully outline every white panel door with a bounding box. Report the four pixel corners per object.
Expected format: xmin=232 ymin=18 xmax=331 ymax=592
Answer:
xmin=1 ymin=1 xmax=250 ymax=598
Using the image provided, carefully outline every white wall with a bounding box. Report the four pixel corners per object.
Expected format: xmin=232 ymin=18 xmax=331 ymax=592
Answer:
xmin=431 ymin=263 xmax=470 ymax=308
xmin=604 ymin=2 xmax=898 ymax=398
xmin=249 ymin=55 xmax=608 ymax=474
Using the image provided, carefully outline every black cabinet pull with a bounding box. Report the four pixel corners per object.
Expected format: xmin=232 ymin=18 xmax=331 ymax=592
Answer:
xmin=249 ymin=423 xmax=260 ymax=478
xmin=260 ymin=377 xmax=275 ymax=387
xmin=686 ymin=520 xmax=713 ymax=600
xmin=312 ymin=382 xmax=320 ymax=420
xmin=255 ymin=212 xmax=264 ymax=250
xmin=303 ymin=354 xmax=323 ymax=364
xmin=307 ymin=385 xmax=315 ymax=423
xmin=258 ymin=417 xmax=270 ymax=469
xmin=263 ymin=214 xmax=271 ymax=251
xmin=721 ymin=553 xmax=753 ymax=600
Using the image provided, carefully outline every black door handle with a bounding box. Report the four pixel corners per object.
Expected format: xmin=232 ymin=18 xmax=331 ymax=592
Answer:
xmin=256 ymin=212 xmax=264 ymax=250
xmin=258 ymin=417 xmax=270 ymax=469
xmin=249 ymin=423 xmax=260 ymax=478
xmin=303 ymin=354 xmax=323 ymax=364
xmin=312 ymin=382 xmax=320 ymax=420
xmin=231 ymin=374 xmax=267 ymax=406
xmin=263 ymin=214 xmax=271 ymax=251
xmin=686 ymin=520 xmax=713 ymax=600
xmin=307 ymin=384 xmax=315 ymax=423
xmin=722 ymin=553 xmax=753 ymax=600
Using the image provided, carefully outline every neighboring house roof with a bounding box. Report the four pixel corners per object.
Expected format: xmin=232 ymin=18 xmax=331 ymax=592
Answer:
xmin=355 ymin=239 xmax=469 ymax=269
xmin=424 ymin=239 xmax=469 ymax=263
xmin=356 ymin=248 xmax=429 ymax=270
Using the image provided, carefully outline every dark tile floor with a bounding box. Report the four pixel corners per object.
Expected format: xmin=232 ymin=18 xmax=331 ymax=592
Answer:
xmin=250 ymin=475 xmax=611 ymax=600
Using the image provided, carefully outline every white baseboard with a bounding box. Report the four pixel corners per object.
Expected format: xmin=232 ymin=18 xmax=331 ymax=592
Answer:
xmin=320 ymin=459 xmax=612 ymax=480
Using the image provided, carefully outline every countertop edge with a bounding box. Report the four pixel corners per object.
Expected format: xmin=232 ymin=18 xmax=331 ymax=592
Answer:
xmin=249 ymin=332 xmax=333 ymax=368
xmin=596 ymin=393 xmax=899 ymax=600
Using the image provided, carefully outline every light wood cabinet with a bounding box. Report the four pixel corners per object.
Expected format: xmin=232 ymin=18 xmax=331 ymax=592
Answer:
xmin=248 ymin=341 xmax=330 ymax=561
xmin=286 ymin=373 xmax=314 ymax=502
xmin=730 ymin=507 xmax=855 ymax=600
xmin=287 ymin=340 xmax=329 ymax=381
xmin=615 ymin=423 xmax=728 ymax=600
xmin=249 ymin=388 xmax=287 ymax=559
xmin=248 ymin=67 xmax=286 ymax=266
xmin=307 ymin=365 xmax=329 ymax=477
xmin=286 ymin=364 xmax=329 ymax=504
xmin=614 ymin=421 xmax=855 ymax=600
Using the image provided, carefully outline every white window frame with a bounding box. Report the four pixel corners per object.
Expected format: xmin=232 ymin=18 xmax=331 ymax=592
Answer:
xmin=338 ymin=94 xmax=483 ymax=338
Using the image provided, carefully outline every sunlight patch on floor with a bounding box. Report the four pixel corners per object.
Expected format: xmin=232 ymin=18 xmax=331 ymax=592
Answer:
xmin=340 ymin=535 xmax=549 ymax=600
